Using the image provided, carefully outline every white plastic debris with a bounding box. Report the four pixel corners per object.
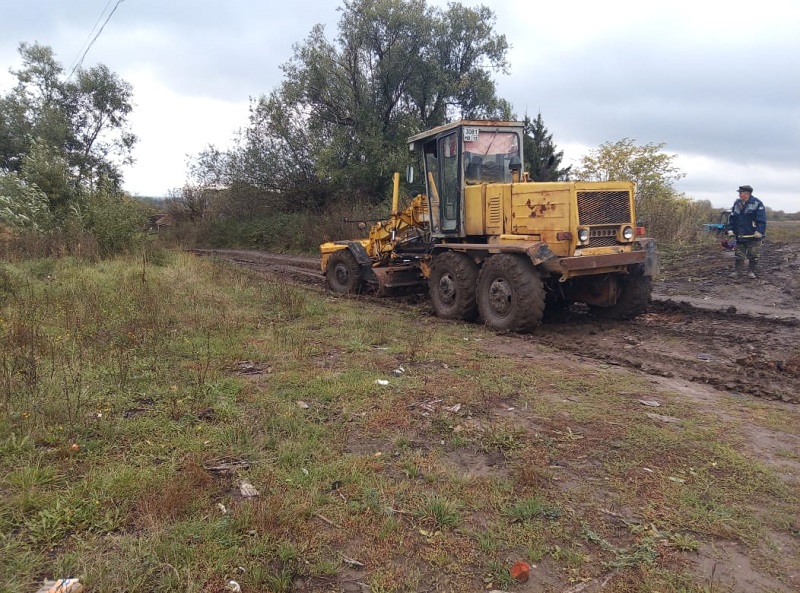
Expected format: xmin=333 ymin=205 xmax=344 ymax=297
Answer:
xmin=238 ymin=479 xmax=260 ymax=498
xmin=374 ymin=379 xmax=389 ymax=386
xmin=638 ymin=399 xmax=661 ymax=407
xmin=36 ymin=579 xmax=83 ymax=593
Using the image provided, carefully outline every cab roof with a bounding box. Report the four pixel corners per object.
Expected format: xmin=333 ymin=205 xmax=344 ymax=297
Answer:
xmin=407 ymin=120 xmax=525 ymax=152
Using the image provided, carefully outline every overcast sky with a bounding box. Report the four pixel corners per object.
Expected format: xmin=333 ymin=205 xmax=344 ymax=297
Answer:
xmin=1 ymin=0 xmax=798 ymax=211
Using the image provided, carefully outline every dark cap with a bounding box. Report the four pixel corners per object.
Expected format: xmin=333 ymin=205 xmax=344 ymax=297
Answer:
xmin=737 ymin=185 xmax=753 ymax=193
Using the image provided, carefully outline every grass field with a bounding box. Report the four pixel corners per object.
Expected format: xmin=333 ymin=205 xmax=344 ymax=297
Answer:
xmin=767 ymin=220 xmax=800 ymax=242
xmin=0 ymin=252 xmax=796 ymax=592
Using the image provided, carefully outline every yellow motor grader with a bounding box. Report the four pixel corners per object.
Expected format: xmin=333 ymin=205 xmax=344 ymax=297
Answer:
xmin=320 ymin=120 xmax=659 ymax=332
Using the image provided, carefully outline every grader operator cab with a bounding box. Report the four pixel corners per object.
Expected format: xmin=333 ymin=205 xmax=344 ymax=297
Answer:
xmin=320 ymin=120 xmax=659 ymax=333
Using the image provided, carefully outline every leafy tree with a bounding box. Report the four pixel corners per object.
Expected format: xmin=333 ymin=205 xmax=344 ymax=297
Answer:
xmin=523 ymin=112 xmax=571 ymax=182
xmin=0 ymin=43 xmax=144 ymax=256
xmin=72 ymin=180 xmax=148 ymax=256
xmin=67 ymin=64 xmax=137 ymax=187
xmin=195 ymin=0 xmax=511 ymax=210
xmin=572 ymin=138 xmax=685 ymax=213
xmin=166 ymin=185 xmax=212 ymax=224
xmin=19 ymin=138 xmax=76 ymax=212
xmin=571 ymin=138 xmax=721 ymax=241
xmin=0 ymin=42 xmax=137 ymax=201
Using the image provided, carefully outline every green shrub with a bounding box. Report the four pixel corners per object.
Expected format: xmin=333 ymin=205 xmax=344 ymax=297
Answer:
xmin=0 ymin=173 xmax=54 ymax=232
xmin=78 ymin=185 xmax=148 ymax=256
xmin=639 ymin=190 xmax=717 ymax=244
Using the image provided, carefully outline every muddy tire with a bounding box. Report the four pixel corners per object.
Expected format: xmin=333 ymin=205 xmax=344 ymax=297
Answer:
xmin=477 ymin=254 xmax=545 ymax=332
xmin=589 ymin=273 xmax=652 ymax=320
xmin=429 ymin=252 xmax=479 ymax=321
xmin=326 ymin=249 xmax=362 ymax=294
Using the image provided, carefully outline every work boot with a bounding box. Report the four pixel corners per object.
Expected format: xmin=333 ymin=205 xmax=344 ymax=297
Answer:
xmin=748 ymin=261 xmax=757 ymax=279
xmin=747 ymin=272 xmax=757 ymax=279
xmin=729 ymin=261 xmax=744 ymax=279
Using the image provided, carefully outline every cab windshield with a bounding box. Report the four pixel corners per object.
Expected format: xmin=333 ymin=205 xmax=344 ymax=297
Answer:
xmin=463 ymin=130 xmax=520 ymax=184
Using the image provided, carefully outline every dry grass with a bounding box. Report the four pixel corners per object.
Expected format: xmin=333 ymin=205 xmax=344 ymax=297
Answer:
xmin=768 ymin=220 xmax=800 ymax=242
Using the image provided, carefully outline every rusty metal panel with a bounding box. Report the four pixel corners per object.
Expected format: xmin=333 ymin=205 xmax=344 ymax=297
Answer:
xmin=524 ymin=242 xmax=557 ymax=265
xmin=509 ymin=187 xmax=571 ymax=235
xmin=552 ymin=250 xmax=646 ymax=271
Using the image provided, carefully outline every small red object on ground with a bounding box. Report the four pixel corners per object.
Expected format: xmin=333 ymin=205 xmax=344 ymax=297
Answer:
xmin=510 ymin=560 xmax=530 ymax=582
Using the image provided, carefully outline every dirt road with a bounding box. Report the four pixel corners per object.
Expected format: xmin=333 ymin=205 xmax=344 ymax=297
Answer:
xmin=193 ymin=240 xmax=800 ymax=404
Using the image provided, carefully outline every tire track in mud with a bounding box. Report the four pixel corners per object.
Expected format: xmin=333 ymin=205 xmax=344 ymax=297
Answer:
xmin=193 ymin=248 xmax=800 ymax=403
xmin=527 ymin=303 xmax=799 ymax=403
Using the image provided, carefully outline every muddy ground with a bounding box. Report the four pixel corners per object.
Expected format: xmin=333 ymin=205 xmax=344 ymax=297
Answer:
xmin=193 ymin=239 xmax=799 ymax=592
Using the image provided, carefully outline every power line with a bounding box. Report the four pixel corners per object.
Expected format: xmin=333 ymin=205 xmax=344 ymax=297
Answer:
xmin=67 ymin=0 xmax=116 ymax=75
xmin=68 ymin=0 xmax=126 ymax=79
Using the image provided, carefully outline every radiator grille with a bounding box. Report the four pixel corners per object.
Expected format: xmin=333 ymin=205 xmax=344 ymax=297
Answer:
xmin=587 ymin=235 xmax=618 ymax=247
xmin=577 ymin=191 xmax=631 ymax=225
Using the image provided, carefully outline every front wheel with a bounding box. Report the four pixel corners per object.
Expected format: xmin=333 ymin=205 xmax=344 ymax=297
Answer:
xmin=326 ymin=249 xmax=362 ymax=294
xmin=589 ymin=273 xmax=652 ymax=320
xmin=477 ymin=254 xmax=545 ymax=332
xmin=429 ymin=252 xmax=479 ymax=321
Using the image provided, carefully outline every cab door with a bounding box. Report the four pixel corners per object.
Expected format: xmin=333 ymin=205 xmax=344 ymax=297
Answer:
xmin=437 ymin=131 xmax=460 ymax=233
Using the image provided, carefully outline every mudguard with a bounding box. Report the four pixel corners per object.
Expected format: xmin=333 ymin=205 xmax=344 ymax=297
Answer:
xmin=636 ymin=238 xmax=660 ymax=277
xmin=524 ymin=242 xmax=557 ymax=266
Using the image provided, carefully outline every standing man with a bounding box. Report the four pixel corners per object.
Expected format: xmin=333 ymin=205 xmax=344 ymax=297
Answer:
xmin=727 ymin=185 xmax=767 ymax=279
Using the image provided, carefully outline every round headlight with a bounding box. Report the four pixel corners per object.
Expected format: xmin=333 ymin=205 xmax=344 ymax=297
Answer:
xmin=622 ymin=226 xmax=634 ymax=240
xmin=578 ymin=229 xmax=590 ymax=242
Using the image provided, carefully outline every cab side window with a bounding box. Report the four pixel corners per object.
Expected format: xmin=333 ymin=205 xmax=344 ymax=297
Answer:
xmin=438 ymin=132 xmax=459 ymax=231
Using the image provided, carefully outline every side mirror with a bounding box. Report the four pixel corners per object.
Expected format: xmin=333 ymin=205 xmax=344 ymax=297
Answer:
xmin=405 ymin=165 xmax=415 ymax=184
xmin=508 ymin=156 xmax=522 ymax=173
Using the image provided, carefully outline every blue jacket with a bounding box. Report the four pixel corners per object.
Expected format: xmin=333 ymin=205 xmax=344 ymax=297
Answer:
xmin=729 ymin=195 xmax=767 ymax=241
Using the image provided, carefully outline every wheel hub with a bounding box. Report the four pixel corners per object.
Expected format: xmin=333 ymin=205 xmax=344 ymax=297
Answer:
xmin=488 ymin=278 xmax=512 ymax=316
xmin=334 ymin=264 xmax=350 ymax=286
xmin=438 ymin=274 xmax=457 ymax=305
